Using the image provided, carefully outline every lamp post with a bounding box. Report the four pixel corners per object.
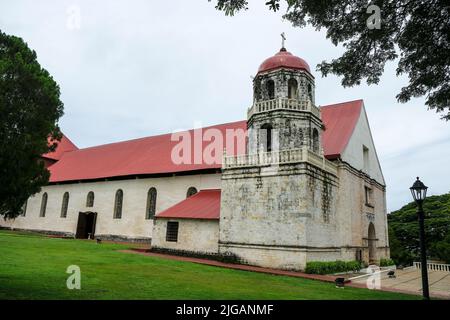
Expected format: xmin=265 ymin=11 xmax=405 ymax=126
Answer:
xmin=409 ymin=177 xmax=430 ymax=300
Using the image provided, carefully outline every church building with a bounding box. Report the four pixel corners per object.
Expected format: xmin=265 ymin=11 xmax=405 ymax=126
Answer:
xmin=1 ymin=45 xmax=389 ymax=270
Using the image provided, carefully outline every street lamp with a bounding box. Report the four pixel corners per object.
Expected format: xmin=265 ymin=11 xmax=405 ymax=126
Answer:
xmin=409 ymin=177 xmax=430 ymax=300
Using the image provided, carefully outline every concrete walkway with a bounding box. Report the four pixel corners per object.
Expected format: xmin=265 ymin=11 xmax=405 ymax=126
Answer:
xmin=350 ymin=267 xmax=450 ymax=299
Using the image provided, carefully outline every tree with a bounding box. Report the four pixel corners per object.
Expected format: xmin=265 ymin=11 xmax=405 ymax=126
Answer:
xmin=434 ymin=234 xmax=450 ymax=263
xmin=0 ymin=30 xmax=63 ymax=219
xmin=210 ymin=0 xmax=450 ymax=120
xmin=388 ymin=193 xmax=450 ymax=265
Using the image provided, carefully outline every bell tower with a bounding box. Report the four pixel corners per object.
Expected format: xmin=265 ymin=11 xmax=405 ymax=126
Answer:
xmin=219 ymin=41 xmax=339 ymax=271
xmin=247 ymin=43 xmax=322 ymax=155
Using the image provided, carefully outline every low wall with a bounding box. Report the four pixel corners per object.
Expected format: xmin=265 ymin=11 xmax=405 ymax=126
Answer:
xmin=219 ymin=243 xmax=308 ymax=271
xmin=152 ymin=218 xmax=219 ymax=254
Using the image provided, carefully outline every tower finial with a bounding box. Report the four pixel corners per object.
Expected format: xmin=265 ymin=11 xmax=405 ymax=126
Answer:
xmin=281 ymin=32 xmax=286 ymax=51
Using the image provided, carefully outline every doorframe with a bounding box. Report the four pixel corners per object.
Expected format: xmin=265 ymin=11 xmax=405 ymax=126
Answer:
xmin=367 ymin=222 xmax=377 ymax=263
xmin=75 ymin=211 xmax=98 ymax=239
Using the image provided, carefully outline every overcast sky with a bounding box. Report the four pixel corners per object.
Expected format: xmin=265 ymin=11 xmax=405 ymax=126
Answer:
xmin=2 ymin=0 xmax=449 ymax=211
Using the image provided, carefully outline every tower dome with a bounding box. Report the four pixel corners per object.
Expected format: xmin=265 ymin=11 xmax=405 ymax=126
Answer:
xmin=257 ymin=48 xmax=312 ymax=75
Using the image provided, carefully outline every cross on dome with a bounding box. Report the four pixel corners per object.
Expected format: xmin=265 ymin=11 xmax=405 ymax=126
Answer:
xmin=281 ymin=32 xmax=286 ymax=50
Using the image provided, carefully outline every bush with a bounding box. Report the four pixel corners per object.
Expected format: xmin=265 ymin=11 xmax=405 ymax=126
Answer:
xmin=305 ymin=260 xmax=362 ymax=275
xmin=379 ymin=258 xmax=396 ymax=267
xmin=346 ymin=260 xmax=363 ymax=271
xmin=150 ymin=247 xmax=242 ymax=264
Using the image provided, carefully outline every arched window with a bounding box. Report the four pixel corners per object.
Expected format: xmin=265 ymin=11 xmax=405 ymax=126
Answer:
xmin=308 ymin=84 xmax=313 ymax=102
xmin=61 ymin=192 xmax=69 ymax=218
xmin=253 ymin=80 xmax=261 ymax=102
xmin=312 ymin=128 xmax=319 ymax=153
xmin=266 ymin=80 xmax=275 ymax=99
xmin=186 ymin=187 xmax=198 ymax=198
xmin=288 ymin=78 xmax=298 ymax=99
xmin=146 ymin=187 xmax=157 ymax=219
xmin=298 ymin=128 xmax=304 ymax=147
xmin=368 ymin=223 xmax=377 ymax=263
xmin=21 ymin=200 xmax=27 ymax=217
xmin=40 ymin=193 xmax=48 ymax=217
xmin=261 ymin=124 xmax=273 ymax=152
xmin=86 ymin=191 xmax=94 ymax=207
xmin=113 ymin=189 xmax=123 ymax=219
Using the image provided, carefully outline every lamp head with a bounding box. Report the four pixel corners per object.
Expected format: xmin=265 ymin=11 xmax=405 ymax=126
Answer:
xmin=410 ymin=177 xmax=428 ymax=203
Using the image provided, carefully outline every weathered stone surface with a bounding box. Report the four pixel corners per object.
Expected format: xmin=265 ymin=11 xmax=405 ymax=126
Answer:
xmin=218 ymin=64 xmax=389 ymax=270
xmin=219 ymin=161 xmax=340 ymax=270
xmin=247 ymin=110 xmax=323 ymax=154
xmin=253 ymin=69 xmax=315 ymax=105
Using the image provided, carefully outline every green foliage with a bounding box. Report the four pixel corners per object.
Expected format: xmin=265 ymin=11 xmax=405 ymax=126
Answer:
xmin=211 ymin=0 xmax=450 ymax=120
xmin=434 ymin=234 xmax=450 ymax=264
xmin=388 ymin=193 xmax=450 ymax=266
xmin=379 ymin=258 xmax=395 ymax=267
xmin=0 ymin=30 xmax=63 ymax=219
xmin=305 ymin=260 xmax=362 ymax=275
xmin=209 ymin=0 xmax=248 ymax=16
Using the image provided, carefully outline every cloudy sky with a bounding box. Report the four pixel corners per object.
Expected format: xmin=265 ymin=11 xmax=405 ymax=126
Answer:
xmin=2 ymin=0 xmax=449 ymax=211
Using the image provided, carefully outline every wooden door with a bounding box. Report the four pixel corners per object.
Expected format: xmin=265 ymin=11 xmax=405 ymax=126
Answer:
xmin=75 ymin=212 xmax=87 ymax=239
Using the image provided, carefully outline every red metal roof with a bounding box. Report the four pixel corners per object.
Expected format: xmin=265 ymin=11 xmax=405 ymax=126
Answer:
xmin=321 ymin=99 xmax=363 ymax=159
xmin=156 ymin=189 xmax=221 ymax=220
xmin=258 ymin=48 xmax=311 ymax=75
xmin=47 ymin=100 xmax=362 ymax=182
xmin=48 ymin=121 xmax=247 ymax=182
xmin=42 ymin=134 xmax=78 ymax=161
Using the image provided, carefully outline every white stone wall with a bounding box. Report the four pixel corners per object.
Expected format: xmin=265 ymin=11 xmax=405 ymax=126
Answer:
xmin=152 ymin=218 xmax=219 ymax=254
xmin=334 ymin=164 xmax=389 ymax=262
xmin=341 ymin=105 xmax=385 ymax=185
xmin=335 ymin=103 xmax=389 ymax=262
xmin=0 ymin=173 xmax=221 ymax=240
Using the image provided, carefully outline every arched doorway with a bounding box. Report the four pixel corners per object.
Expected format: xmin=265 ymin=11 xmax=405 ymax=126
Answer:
xmin=368 ymin=222 xmax=377 ymax=263
xmin=76 ymin=211 xmax=97 ymax=239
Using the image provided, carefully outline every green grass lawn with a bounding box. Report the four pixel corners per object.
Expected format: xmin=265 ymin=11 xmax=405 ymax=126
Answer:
xmin=0 ymin=230 xmax=419 ymax=300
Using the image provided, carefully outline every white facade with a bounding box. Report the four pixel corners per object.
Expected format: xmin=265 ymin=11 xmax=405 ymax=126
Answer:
xmin=340 ymin=105 xmax=385 ymax=184
xmin=1 ymin=173 xmax=221 ymax=241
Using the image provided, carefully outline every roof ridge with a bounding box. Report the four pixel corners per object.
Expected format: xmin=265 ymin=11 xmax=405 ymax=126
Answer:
xmin=320 ymin=99 xmax=363 ymax=109
xmin=61 ymin=133 xmax=78 ymax=150
xmin=70 ymin=120 xmax=247 ymax=153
